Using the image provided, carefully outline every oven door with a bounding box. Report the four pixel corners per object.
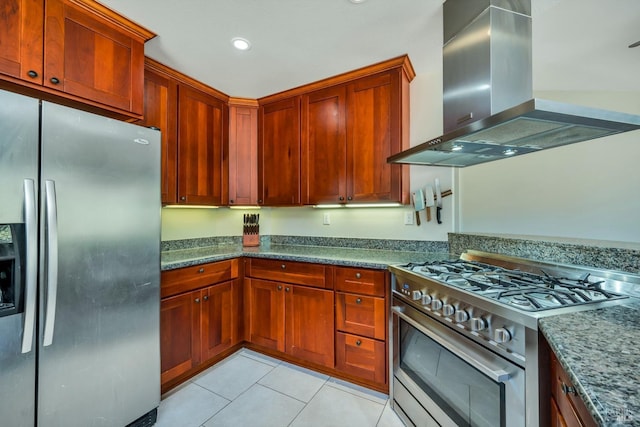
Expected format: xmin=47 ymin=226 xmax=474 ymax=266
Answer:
xmin=391 ymin=299 xmax=525 ymax=427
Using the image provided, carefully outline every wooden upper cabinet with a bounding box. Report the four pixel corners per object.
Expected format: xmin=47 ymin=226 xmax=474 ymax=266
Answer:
xmin=301 ymin=85 xmax=347 ymax=205
xmin=139 ymin=64 xmax=178 ymax=204
xmin=0 ymin=0 xmax=154 ymax=120
xmin=0 ymin=0 xmax=44 ymax=84
xmin=178 ymin=85 xmax=229 ymax=205
xmin=346 ymin=70 xmax=407 ymax=204
xmin=258 ymin=96 xmax=301 ymax=206
xmin=229 ymin=98 xmax=259 ymax=206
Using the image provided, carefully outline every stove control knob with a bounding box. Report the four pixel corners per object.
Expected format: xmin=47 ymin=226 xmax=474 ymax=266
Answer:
xmin=431 ymin=299 xmax=443 ymax=311
xmin=442 ymin=304 xmax=455 ymax=317
xmin=411 ymin=290 xmax=422 ymax=301
xmin=454 ymin=310 xmax=469 ymax=323
xmin=421 ymin=294 xmax=432 ymax=305
xmin=470 ymin=317 xmax=487 ymax=332
xmin=494 ymin=328 xmax=512 ymax=343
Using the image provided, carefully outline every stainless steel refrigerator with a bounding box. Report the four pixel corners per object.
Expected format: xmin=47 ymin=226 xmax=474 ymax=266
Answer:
xmin=0 ymin=89 xmax=161 ymax=427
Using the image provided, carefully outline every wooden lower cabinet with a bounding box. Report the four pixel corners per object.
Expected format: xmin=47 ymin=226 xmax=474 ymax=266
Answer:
xmin=335 ymin=332 xmax=386 ymax=384
xmin=247 ymin=278 xmax=334 ymax=368
xmin=160 ymin=259 xmax=241 ymax=391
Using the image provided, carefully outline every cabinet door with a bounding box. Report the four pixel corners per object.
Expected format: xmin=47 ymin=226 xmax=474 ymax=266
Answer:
xmin=160 ymin=291 xmax=200 ymax=386
xmin=285 ymin=284 xmax=334 ymax=368
xmin=139 ymin=66 xmax=178 ymax=204
xmin=301 ymin=85 xmax=347 ymax=205
xmin=258 ymin=97 xmax=301 ymax=206
xmin=335 ymin=332 xmax=386 ymax=384
xmin=201 ymin=280 xmax=238 ymax=360
xmin=229 ymin=102 xmax=258 ymax=206
xmin=0 ymin=0 xmax=43 ymax=84
xmin=248 ymin=279 xmax=285 ymax=352
xmin=346 ymin=71 xmax=403 ymax=203
xmin=44 ymin=0 xmax=145 ymax=114
xmin=178 ymin=85 xmax=229 ymax=205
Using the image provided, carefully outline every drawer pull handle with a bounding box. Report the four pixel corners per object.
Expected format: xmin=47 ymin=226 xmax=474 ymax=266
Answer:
xmin=198 ymin=268 xmax=205 ymax=273
xmin=355 ymin=298 xmax=362 ymax=304
xmin=27 ymin=70 xmax=38 ymax=78
xmin=50 ymin=77 xmax=60 ymax=84
xmin=194 ymin=298 xmax=200 ymax=303
xmin=355 ymin=273 xmax=361 ymax=279
xmin=356 ymin=340 xmax=362 ymax=346
xmin=277 ymin=285 xmax=283 ymax=291
xmin=561 ymin=383 xmax=577 ymax=396
xmin=281 ymin=264 xmax=286 ymax=269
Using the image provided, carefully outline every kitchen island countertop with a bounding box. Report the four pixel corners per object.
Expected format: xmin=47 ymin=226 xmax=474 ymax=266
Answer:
xmin=161 ymin=243 xmax=453 ymax=271
xmin=539 ymin=300 xmax=640 ymax=426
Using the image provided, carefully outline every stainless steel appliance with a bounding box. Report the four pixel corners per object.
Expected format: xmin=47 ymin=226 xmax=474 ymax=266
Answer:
xmin=387 ymin=0 xmax=640 ymax=167
xmin=0 ymin=89 xmax=161 ymax=427
xmin=389 ymin=250 xmax=639 ymax=426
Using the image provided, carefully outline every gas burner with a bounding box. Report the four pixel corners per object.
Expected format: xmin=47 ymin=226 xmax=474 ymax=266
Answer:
xmin=509 ymin=295 xmax=534 ymax=308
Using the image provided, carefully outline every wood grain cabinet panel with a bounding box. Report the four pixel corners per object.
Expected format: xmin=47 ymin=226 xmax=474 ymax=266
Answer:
xmin=178 ymin=85 xmax=229 ymax=205
xmin=336 ymin=292 xmax=386 ymax=340
xmin=301 ymin=85 xmax=347 ymax=204
xmin=549 ymin=350 xmax=597 ymax=427
xmin=0 ymin=0 xmax=43 ymax=84
xmin=201 ymin=280 xmax=238 ymax=360
xmin=258 ymin=96 xmax=301 ymax=206
xmin=229 ymin=99 xmax=259 ymax=206
xmin=247 ymin=278 xmax=286 ymax=352
xmin=138 ymin=65 xmax=178 ymax=204
xmin=335 ymin=332 xmax=386 ymax=384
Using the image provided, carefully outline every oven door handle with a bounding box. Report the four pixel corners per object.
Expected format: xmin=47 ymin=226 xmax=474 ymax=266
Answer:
xmin=392 ymin=306 xmax=512 ymax=383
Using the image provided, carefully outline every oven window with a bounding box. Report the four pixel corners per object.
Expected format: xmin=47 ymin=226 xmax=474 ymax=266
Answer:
xmin=399 ymin=319 xmax=505 ymax=427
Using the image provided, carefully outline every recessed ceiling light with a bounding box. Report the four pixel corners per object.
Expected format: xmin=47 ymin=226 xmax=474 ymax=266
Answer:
xmin=231 ymin=37 xmax=251 ymax=51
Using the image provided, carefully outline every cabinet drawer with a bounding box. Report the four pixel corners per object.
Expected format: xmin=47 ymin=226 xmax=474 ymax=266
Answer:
xmin=335 ymin=267 xmax=386 ymax=297
xmin=335 ymin=332 xmax=386 ymax=384
xmin=550 ymin=352 xmax=596 ymax=427
xmin=161 ymin=259 xmax=239 ymax=298
xmin=246 ymin=258 xmax=331 ymax=289
xmin=336 ymin=292 xmax=386 ymax=340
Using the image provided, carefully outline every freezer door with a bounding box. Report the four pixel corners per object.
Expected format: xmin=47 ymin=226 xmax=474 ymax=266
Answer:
xmin=0 ymin=89 xmax=39 ymax=427
xmin=39 ymin=102 xmax=161 ymax=427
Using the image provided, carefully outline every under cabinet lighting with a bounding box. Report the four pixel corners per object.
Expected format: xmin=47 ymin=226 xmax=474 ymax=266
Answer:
xmin=312 ymin=203 xmax=402 ymax=208
xmin=229 ymin=206 xmax=261 ymax=210
xmin=163 ymin=205 xmax=219 ymax=209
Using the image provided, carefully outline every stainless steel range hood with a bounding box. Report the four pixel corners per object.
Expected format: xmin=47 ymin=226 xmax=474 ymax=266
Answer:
xmin=388 ymin=0 xmax=640 ymax=167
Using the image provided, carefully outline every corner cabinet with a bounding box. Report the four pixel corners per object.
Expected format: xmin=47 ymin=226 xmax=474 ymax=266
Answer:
xmin=257 ymin=97 xmax=302 ymax=206
xmin=140 ymin=58 xmax=229 ymax=205
xmin=302 ymin=67 xmax=411 ymax=205
xmin=245 ymin=259 xmax=334 ymax=368
xmin=160 ymin=259 xmax=241 ymax=392
xmin=229 ymin=98 xmax=259 ymax=206
xmin=0 ymin=0 xmax=154 ymax=120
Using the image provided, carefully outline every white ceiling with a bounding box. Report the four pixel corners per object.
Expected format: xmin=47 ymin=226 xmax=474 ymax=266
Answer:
xmin=99 ymin=0 xmax=640 ymax=99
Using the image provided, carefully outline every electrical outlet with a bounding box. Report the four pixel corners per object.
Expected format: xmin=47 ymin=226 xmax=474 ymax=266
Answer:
xmin=404 ymin=211 xmax=414 ymax=225
xmin=323 ymin=212 xmax=331 ymax=225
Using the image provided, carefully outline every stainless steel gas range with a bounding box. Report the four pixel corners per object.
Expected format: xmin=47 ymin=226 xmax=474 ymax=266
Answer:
xmin=389 ymin=250 xmax=639 ymax=427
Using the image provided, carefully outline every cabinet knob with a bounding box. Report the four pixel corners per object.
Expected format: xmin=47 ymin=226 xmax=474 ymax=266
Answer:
xmin=347 ymin=196 xmax=352 ymax=201
xmin=281 ymin=264 xmax=286 ymax=269
xmin=339 ymin=196 xmax=344 ymax=201
xmin=198 ymin=268 xmax=205 ymax=273
xmin=50 ymin=77 xmax=60 ymax=85
xmin=355 ymin=273 xmax=361 ymax=279
xmin=355 ymin=340 xmax=362 ymax=346
xmin=355 ymin=298 xmax=362 ymax=304
xmin=258 ymin=199 xmax=263 ymax=204
xmin=194 ymin=298 xmax=200 ymax=303
xmin=180 ymin=196 xmax=186 ymax=201
xmin=561 ymin=383 xmax=577 ymax=396
xmin=277 ymin=285 xmax=283 ymax=291
xmin=285 ymin=287 xmax=290 ymax=292
xmin=27 ymin=70 xmax=38 ymax=78
xmin=203 ymin=295 xmax=209 ymax=301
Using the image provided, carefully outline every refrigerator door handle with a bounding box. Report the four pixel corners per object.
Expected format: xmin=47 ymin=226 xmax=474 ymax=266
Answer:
xmin=21 ymin=179 xmax=38 ymax=353
xmin=43 ymin=180 xmax=59 ymax=347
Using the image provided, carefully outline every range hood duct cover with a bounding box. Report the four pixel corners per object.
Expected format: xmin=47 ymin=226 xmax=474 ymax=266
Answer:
xmin=388 ymin=0 xmax=640 ymax=167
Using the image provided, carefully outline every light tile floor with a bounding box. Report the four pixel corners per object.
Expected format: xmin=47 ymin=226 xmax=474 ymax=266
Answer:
xmin=156 ymin=349 xmax=406 ymax=427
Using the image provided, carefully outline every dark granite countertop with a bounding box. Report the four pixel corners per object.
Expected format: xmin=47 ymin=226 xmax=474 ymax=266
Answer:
xmin=161 ymin=243 xmax=453 ymax=271
xmin=539 ymin=300 xmax=640 ymax=426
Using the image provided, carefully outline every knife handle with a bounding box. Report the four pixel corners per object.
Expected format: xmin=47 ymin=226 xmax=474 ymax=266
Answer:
xmin=436 ymin=206 xmax=442 ymax=224
xmin=426 ymin=207 xmax=432 ymax=222
xmin=415 ymin=211 xmax=421 ymax=226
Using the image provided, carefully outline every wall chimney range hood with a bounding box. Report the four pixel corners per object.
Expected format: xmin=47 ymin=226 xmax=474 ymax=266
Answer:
xmin=388 ymin=0 xmax=640 ymax=168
